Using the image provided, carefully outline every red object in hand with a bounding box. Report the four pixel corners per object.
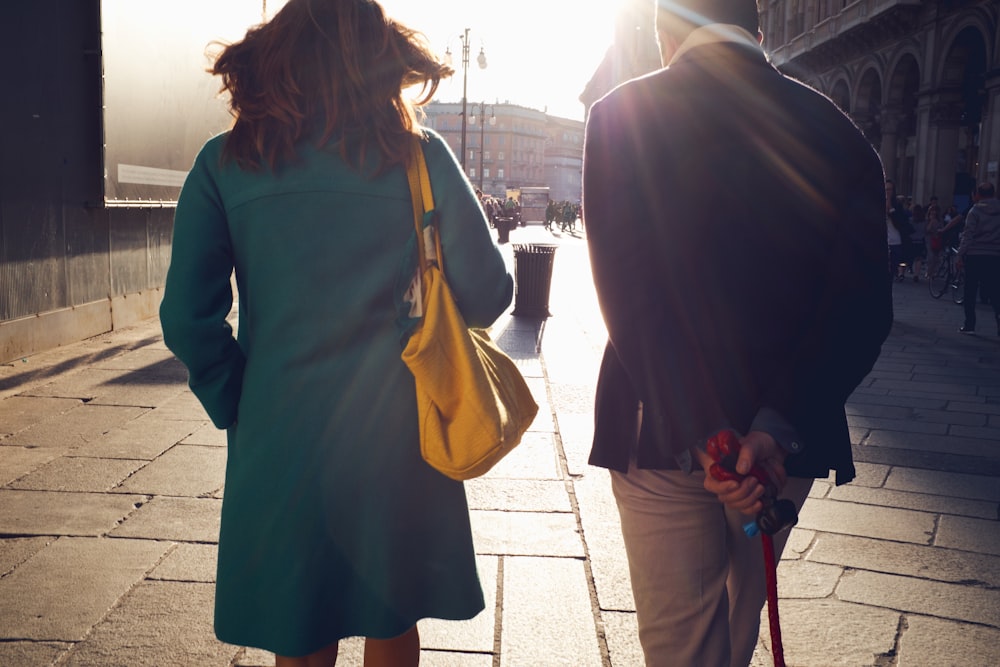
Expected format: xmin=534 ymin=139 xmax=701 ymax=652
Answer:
xmin=706 ymin=429 xmax=793 ymax=667
xmin=705 ymin=430 xmax=797 ymax=536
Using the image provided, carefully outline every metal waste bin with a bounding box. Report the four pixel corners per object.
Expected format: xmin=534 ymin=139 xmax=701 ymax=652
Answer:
xmin=511 ymin=243 xmax=557 ymax=317
xmin=497 ymin=216 xmax=513 ymax=244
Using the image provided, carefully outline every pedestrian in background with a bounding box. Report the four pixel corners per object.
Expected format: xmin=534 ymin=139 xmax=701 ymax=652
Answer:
xmin=909 ymin=202 xmax=927 ymax=281
xmin=159 ymin=1 xmax=513 ymax=665
xmin=956 ymin=182 xmax=1000 ymax=334
xmin=886 ymin=180 xmax=911 ymax=281
xmin=582 ymin=1 xmax=892 ymax=664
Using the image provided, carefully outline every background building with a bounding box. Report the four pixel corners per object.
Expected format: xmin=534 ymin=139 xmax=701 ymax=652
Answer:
xmin=582 ymin=0 xmax=999 ymax=210
xmin=1 ymin=1 xmax=262 ymax=364
xmin=421 ymin=102 xmax=583 ymax=206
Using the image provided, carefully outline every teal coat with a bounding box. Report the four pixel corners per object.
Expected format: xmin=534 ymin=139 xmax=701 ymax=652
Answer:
xmin=160 ymin=130 xmax=512 ymax=656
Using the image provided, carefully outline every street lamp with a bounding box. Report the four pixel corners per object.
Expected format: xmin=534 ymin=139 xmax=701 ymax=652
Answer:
xmin=469 ymin=102 xmax=496 ymax=192
xmin=444 ymin=29 xmax=487 ymax=171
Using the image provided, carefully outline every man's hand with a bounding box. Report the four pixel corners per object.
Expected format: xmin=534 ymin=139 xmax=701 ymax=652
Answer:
xmin=695 ymin=431 xmax=788 ymax=516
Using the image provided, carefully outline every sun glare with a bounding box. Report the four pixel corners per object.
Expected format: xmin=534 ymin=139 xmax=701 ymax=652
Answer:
xmin=381 ymin=0 xmax=622 ymax=121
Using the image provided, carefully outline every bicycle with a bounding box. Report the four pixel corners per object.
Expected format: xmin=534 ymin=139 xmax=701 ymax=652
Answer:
xmin=929 ymin=245 xmax=964 ymax=304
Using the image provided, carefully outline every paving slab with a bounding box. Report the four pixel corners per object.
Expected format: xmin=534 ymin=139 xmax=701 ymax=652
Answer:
xmin=775 ymin=560 xmax=843 ymax=598
xmin=836 ymin=569 xmax=1000 ymax=627
xmin=465 ymin=478 xmax=572 ymax=512
xmin=848 ymin=391 xmax=946 ymax=411
xmin=420 ymin=554 xmax=498 ymax=653
xmin=59 ymin=580 xmax=236 ymax=667
xmin=19 ymin=368 xmax=126 ymax=401
xmin=85 ymin=379 xmax=188 ymax=409
xmin=935 ymin=514 xmax=1000 ymax=556
xmin=868 ymin=377 xmax=981 ymax=398
xmin=0 ymin=489 xmax=145 ymax=537
xmin=0 ymin=641 xmax=72 ymax=666
xmin=769 ymin=599 xmax=899 ymax=667
xmin=781 ymin=528 xmax=816 ymax=559
xmin=601 ymin=610 xmax=642 ymax=667
xmin=845 ymin=414 xmax=949 ymax=435
xmin=8 ymin=455 xmax=145 ymax=493
xmin=470 ymin=510 xmax=583 ymax=557
xmin=181 ymin=420 xmax=228 ymax=446
xmin=796 ymin=497 xmax=936 ymax=544
xmin=0 ymin=395 xmax=83 ymax=436
xmin=79 ymin=412 xmax=205 ymax=460
xmin=113 ymin=444 xmax=226 ymax=497
xmin=950 ymin=423 xmax=1000 ymax=440
xmin=575 ymin=470 xmax=635 ymax=612
xmin=1 ymin=403 xmax=148 ymax=451
xmin=87 ymin=346 xmax=183 ymax=372
xmin=500 ymin=556 xmax=602 ymax=667
xmin=481 ymin=432 xmax=561 ymax=480
xmin=149 ymin=543 xmax=218 ymax=583
xmin=949 ymin=401 xmax=1000 ymax=416
xmin=0 ymin=536 xmax=170 ymax=641
xmin=553 ymin=411 xmax=596 ymax=477
xmin=845 ymin=462 xmax=892 ymax=487
xmin=827 ymin=483 xmax=998 ymax=519
xmin=861 ymin=429 xmax=997 ymax=458
xmin=884 ymin=467 xmax=1000 ymax=502
xmin=110 ymin=496 xmax=222 ymax=543
xmin=898 ymin=614 xmax=1000 ymax=667
xmin=0 ymin=535 xmax=52 ymax=575
xmin=153 ymin=390 xmax=210 ymax=422
xmin=0 ymin=444 xmax=63 ymax=486
xmin=807 ymin=533 xmax=1000 ymax=587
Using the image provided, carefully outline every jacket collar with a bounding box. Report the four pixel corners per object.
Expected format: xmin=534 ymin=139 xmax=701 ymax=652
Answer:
xmin=667 ymin=24 xmax=763 ymax=66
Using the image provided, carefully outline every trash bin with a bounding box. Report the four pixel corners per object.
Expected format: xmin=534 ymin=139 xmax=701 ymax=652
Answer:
xmin=511 ymin=243 xmax=557 ymax=317
xmin=497 ymin=216 xmax=512 ymax=244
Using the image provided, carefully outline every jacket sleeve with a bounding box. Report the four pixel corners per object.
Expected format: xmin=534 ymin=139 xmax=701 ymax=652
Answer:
xmin=422 ymin=132 xmax=513 ymax=328
xmin=159 ymin=143 xmax=246 ymax=429
xmin=780 ymin=145 xmax=893 ymax=479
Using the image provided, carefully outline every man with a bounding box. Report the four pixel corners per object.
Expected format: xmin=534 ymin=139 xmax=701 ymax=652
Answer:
xmin=582 ymin=1 xmax=893 ymax=665
xmin=956 ymin=182 xmax=1000 ymax=334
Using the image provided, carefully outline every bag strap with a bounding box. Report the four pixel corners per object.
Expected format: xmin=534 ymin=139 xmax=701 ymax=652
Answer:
xmin=405 ymin=136 xmax=444 ymax=276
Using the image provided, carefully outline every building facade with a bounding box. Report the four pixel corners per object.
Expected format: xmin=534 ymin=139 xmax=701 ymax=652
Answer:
xmin=765 ymin=0 xmax=998 ymax=209
xmin=581 ymin=0 xmax=999 ymax=210
xmin=421 ymin=102 xmax=584 ymax=206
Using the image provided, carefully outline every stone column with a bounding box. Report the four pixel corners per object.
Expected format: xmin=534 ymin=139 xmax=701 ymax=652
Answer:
xmin=921 ymin=95 xmax=964 ymax=208
xmin=879 ymin=108 xmax=903 ymax=185
xmin=978 ymin=72 xmax=1000 ymax=188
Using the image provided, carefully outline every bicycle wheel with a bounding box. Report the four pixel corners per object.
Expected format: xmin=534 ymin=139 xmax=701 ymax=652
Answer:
xmin=951 ymin=268 xmax=965 ymax=304
xmin=929 ymin=258 xmax=950 ymax=299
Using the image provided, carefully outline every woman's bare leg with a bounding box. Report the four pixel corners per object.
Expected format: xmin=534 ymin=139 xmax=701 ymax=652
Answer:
xmin=274 ymin=641 xmax=338 ymax=667
xmin=364 ymin=626 xmax=419 ymax=667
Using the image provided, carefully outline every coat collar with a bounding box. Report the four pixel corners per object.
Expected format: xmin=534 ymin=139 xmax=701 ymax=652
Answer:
xmin=667 ymin=24 xmax=763 ymax=66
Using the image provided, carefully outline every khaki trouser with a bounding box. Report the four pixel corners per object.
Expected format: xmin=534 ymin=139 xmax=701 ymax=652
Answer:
xmin=611 ymin=464 xmax=813 ymax=667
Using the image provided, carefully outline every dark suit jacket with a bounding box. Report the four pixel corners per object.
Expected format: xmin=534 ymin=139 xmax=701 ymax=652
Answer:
xmin=583 ymin=40 xmax=893 ymax=484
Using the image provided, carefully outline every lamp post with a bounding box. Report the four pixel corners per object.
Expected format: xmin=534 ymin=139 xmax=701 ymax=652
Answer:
xmin=445 ymin=29 xmax=487 ymax=171
xmin=469 ymin=102 xmax=496 ymax=192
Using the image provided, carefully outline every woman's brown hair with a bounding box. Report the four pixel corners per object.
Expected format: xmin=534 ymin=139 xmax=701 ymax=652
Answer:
xmin=211 ymin=0 xmax=453 ymax=172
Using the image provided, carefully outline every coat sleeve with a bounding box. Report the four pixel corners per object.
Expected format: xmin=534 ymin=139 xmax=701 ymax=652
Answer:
xmin=779 ymin=141 xmax=893 ymax=480
xmin=159 ymin=142 xmax=246 ymax=429
xmin=422 ymin=132 xmax=513 ymax=328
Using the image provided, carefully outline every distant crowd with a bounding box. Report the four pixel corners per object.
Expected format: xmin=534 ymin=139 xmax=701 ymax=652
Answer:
xmin=886 ymin=184 xmax=965 ymax=283
xmin=545 ymin=200 xmax=582 ymax=232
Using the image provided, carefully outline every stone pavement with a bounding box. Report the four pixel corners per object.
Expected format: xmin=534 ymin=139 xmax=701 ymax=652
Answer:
xmin=1 ymin=223 xmax=998 ymax=666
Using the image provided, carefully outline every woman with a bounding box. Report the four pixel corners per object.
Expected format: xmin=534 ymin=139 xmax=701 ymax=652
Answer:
xmin=159 ymin=1 xmax=513 ymax=665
